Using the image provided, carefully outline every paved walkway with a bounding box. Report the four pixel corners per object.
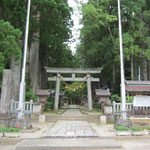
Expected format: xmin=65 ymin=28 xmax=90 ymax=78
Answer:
xmin=42 ymin=121 xmax=97 ymax=137
xmin=42 ymin=109 xmax=97 ymax=137
xmin=63 ymin=108 xmax=83 ymax=115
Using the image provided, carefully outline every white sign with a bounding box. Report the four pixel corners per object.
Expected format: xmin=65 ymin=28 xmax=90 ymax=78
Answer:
xmin=133 ymin=96 xmax=150 ymax=107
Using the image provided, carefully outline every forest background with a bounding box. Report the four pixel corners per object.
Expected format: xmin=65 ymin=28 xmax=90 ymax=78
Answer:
xmin=0 ymin=0 xmax=150 ymax=102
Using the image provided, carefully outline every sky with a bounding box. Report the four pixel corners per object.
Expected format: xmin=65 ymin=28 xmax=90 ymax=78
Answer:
xmin=68 ymin=0 xmax=88 ymax=53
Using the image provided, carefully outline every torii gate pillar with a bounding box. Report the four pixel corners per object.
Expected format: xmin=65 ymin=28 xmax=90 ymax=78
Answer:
xmin=87 ymin=74 xmax=92 ymax=111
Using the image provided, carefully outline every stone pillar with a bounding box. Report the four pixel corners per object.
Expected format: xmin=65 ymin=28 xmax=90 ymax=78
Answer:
xmin=87 ymin=74 xmax=93 ymax=111
xmin=54 ymin=73 xmax=61 ymax=110
xmin=0 ymin=69 xmax=12 ymax=114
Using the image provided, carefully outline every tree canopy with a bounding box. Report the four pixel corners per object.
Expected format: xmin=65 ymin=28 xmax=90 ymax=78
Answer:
xmin=77 ymin=0 xmax=150 ymax=94
xmin=0 ymin=19 xmax=21 ymax=75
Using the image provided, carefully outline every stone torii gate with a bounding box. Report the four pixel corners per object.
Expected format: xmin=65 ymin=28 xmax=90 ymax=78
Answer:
xmin=45 ymin=67 xmax=102 ymax=111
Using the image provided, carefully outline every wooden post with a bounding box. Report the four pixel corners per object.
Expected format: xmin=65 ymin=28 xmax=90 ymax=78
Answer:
xmin=0 ymin=69 xmax=12 ymax=114
xmin=54 ymin=73 xmax=61 ymax=110
xmin=87 ymin=74 xmax=93 ymax=111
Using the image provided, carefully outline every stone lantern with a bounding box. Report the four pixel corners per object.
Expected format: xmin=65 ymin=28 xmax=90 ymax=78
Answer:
xmin=95 ymin=89 xmax=111 ymax=115
xmin=35 ymin=89 xmax=50 ymax=113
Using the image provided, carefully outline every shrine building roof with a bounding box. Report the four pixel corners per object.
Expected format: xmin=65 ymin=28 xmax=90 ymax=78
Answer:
xmin=95 ymin=89 xmax=111 ymax=97
xmin=36 ymin=89 xmax=51 ymax=96
xmin=125 ymin=80 xmax=150 ymax=95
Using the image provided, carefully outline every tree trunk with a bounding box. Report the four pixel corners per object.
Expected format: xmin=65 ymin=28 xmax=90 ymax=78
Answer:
xmin=143 ymin=58 xmax=148 ymax=81
xmin=112 ymin=65 xmax=116 ymax=84
xmin=134 ymin=58 xmax=138 ymax=80
xmin=131 ymin=54 xmax=134 ymax=80
xmin=28 ymin=32 xmax=40 ymax=93
xmin=28 ymin=13 xmax=40 ymax=94
xmin=10 ymin=40 xmax=23 ymax=100
xmin=148 ymin=60 xmax=150 ymax=80
xmin=40 ymin=55 xmax=48 ymax=89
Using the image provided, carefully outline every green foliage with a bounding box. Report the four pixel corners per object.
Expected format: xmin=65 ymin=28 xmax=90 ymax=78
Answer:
xmin=126 ymin=96 xmax=133 ymax=103
xmin=0 ymin=19 xmax=22 ymax=86
xmin=93 ymin=101 xmax=101 ymax=110
xmin=0 ymin=1 xmax=73 ymax=89
xmin=44 ymin=96 xmax=54 ymax=111
xmin=77 ymin=0 xmax=150 ymax=94
xmin=25 ymin=91 xmax=37 ymax=102
xmin=147 ymin=127 xmax=150 ymax=130
xmin=38 ymin=0 xmax=73 ymax=69
xmin=0 ymin=126 xmax=20 ymax=133
xmin=111 ymin=94 xmax=121 ymax=102
xmin=116 ymin=126 xmax=129 ymax=131
xmin=0 ymin=20 xmax=22 ymax=62
xmin=64 ymin=82 xmax=87 ymax=103
xmin=131 ymin=126 xmax=144 ymax=131
xmin=111 ymin=95 xmax=133 ymax=103
xmin=25 ymin=80 xmax=37 ymax=101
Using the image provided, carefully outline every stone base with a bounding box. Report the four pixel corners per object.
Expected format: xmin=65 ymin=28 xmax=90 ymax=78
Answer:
xmin=0 ymin=115 xmax=16 ymax=126
xmin=106 ymin=114 xmax=115 ymax=123
xmin=39 ymin=115 xmax=45 ymax=123
xmin=114 ymin=119 xmax=133 ymax=128
xmin=9 ymin=118 xmax=32 ymax=129
xmin=100 ymin=115 xmax=107 ymax=124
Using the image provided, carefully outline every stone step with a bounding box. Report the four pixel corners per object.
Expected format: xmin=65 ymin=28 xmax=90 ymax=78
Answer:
xmin=31 ymin=114 xmax=100 ymax=123
xmin=45 ymin=115 xmax=100 ymax=123
xmin=15 ymin=138 xmax=122 ymax=150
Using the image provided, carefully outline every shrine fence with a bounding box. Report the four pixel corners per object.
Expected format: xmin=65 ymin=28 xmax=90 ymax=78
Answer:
xmin=9 ymin=99 xmax=33 ymax=115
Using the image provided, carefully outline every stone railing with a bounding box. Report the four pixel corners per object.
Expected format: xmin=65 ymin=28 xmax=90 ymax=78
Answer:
xmin=113 ymin=101 xmax=150 ymax=115
xmin=113 ymin=101 xmax=133 ymax=113
xmin=9 ymin=99 xmax=33 ymax=115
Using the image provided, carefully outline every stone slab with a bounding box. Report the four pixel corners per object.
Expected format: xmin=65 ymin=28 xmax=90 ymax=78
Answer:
xmin=100 ymin=115 xmax=107 ymax=124
xmin=42 ymin=121 xmax=97 ymax=138
xmin=15 ymin=139 xmax=122 ymax=150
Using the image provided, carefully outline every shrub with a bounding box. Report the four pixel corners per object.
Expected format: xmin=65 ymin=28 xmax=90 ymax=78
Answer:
xmin=147 ymin=127 xmax=150 ymax=130
xmin=126 ymin=96 xmax=133 ymax=103
xmin=93 ymin=101 xmax=101 ymax=109
xmin=111 ymin=94 xmax=121 ymax=102
xmin=25 ymin=91 xmax=37 ymax=102
xmin=0 ymin=126 xmax=20 ymax=133
xmin=116 ymin=126 xmax=129 ymax=131
xmin=131 ymin=126 xmax=144 ymax=131
xmin=44 ymin=96 xmax=54 ymax=111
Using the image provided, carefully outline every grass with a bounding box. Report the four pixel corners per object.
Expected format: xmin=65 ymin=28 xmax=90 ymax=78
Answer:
xmin=79 ymin=108 xmax=101 ymax=115
xmin=44 ymin=109 xmax=67 ymax=115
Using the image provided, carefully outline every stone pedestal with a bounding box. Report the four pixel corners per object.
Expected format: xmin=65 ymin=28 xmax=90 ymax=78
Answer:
xmin=9 ymin=118 xmax=32 ymax=129
xmin=39 ymin=115 xmax=45 ymax=123
xmin=104 ymin=105 xmax=112 ymax=115
xmin=114 ymin=119 xmax=133 ymax=128
xmin=100 ymin=115 xmax=107 ymax=124
xmin=33 ymin=103 xmax=42 ymax=114
xmin=0 ymin=115 xmax=16 ymax=127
